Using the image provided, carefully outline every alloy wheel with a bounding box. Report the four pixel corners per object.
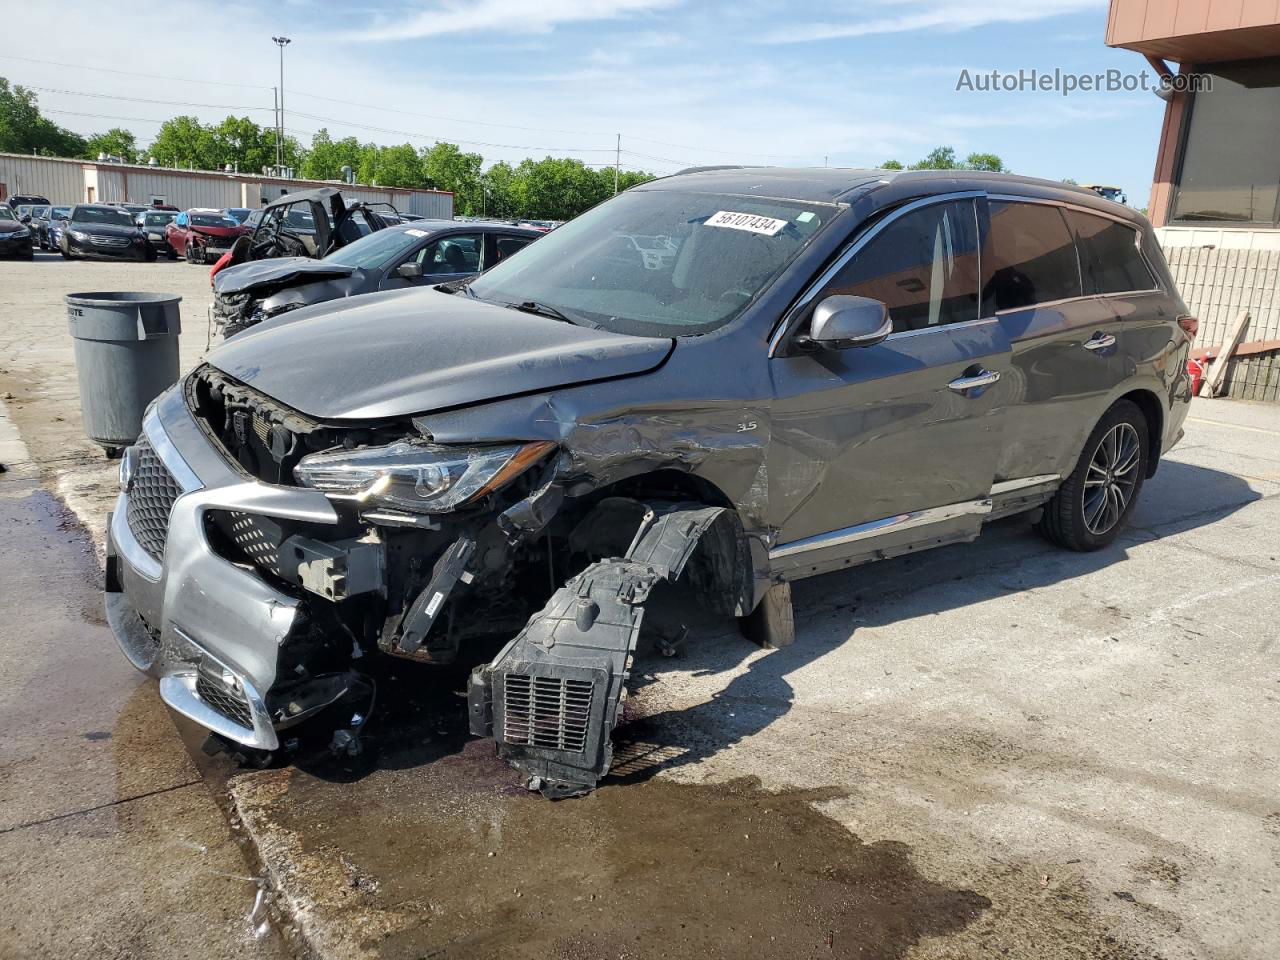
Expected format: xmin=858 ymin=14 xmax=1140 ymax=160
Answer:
xmin=1082 ymin=422 xmax=1141 ymax=535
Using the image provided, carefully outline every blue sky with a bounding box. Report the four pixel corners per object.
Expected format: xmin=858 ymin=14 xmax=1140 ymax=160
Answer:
xmin=5 ymin=0 xmax=1161 ymax=205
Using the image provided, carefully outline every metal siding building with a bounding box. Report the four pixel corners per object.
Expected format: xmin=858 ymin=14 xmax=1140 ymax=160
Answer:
xmin=0 ymin=153 xmax=453 ymax=217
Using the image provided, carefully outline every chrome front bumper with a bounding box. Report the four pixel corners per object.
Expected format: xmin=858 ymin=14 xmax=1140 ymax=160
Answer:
xmin=105 ymin=383 xmax=339 ymax=749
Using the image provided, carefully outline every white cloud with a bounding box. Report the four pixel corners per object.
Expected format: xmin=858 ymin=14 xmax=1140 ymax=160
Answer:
xmin=764 ymin=0 xmax=1105 ymax=44
xmin=348 ymin=0 xmax=680 ymax=41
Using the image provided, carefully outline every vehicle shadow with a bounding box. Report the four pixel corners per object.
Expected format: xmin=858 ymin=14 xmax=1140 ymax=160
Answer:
xmin=293 ymin=458 xmax=1261 ymax=786
xmin=609 ymin=457 xmax=1263 ymax=785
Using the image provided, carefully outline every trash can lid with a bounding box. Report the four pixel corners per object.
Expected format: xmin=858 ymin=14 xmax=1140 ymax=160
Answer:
xmin=66 ymin=291 xmax=183 ymax=341
xmin=65 ymin=292 xmax=183 ymax=307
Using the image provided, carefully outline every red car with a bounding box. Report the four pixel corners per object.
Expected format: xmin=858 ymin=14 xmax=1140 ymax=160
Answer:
xmin=166 ymin=209 xmax=249 ymax=264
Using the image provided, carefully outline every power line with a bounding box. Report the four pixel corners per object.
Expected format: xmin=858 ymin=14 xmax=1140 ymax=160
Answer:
xmin=0 ymin=55 xmax=271 ymax=89
xmin=30 ymin=86 xmax=272 ymax=113
xmin=6 ymin=56 xmax=804 ymax=162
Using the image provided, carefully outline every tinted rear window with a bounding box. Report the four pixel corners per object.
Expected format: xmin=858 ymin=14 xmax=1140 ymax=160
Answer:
xmin=1065 ymin=210 xmax=1155 ymax=295
xmin=983 ymin=201 xmax=1081 ymax=313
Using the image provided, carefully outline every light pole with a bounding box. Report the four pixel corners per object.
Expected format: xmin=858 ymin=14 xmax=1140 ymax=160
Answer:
xmin=272 ymin=36 xmax=291 ymax=173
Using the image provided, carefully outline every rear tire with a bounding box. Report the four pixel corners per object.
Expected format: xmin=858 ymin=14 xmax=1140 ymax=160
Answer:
xmin=1037 ymin=399 xmax=1148 ymax=551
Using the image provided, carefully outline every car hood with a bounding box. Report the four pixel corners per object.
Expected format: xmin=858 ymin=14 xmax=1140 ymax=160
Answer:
xmin=69 ymin=222 xmax=138 ymax=237
xmin=213 ymin=257 xmax=357 ymax=295
xmin=207 ymin=288 xmax=674 ymax=421
xmin=0 ymin=221 xmax=25 ymax=234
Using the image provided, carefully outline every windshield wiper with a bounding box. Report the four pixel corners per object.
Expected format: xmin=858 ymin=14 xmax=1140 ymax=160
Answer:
xmin=508 ymin=300 xmax=590 ymax=327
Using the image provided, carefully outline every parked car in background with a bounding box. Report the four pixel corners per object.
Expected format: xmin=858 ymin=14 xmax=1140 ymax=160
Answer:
xmin=107 ymin=202 xmax=151 ymax=219
xmin=14 ymin=205 xmax=35 ymax=224
xmin=0 ymin=205 xmax=34 ymax=259
xmin=60 ymin=204 xmax=153 ymax=261
xmin=165 ymin=209 xmax=249 ymax=264
xmin=225 ymin=207 xmax=253 ymax=224
xmin=6 ymin=194 xmax=50 ymax=211
xmin=26 ymin=204 xmax=51 ymax=226
xmin=35 ymin=206 xmax=71 ymax=249
xmin=104 ymin=167 xmax=1195 ymax=798
xmin=137 ymin=209 xmax=179 ymax=256
xmin=213 ymin=219 xmax=540 ymax=337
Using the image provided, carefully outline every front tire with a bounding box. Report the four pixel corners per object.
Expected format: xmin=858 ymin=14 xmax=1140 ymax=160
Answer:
xmin=1037 ymin=400 xmax=1148 ymax=551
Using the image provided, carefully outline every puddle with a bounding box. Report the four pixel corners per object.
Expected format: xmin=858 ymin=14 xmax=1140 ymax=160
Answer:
xmin=253 ymin=761 xmax=990 ymax=960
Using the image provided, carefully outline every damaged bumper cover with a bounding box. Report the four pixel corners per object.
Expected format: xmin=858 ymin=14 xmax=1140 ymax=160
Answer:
xmin=104 ymin=387 xmax=353 ymax=750
xmin=468 ymin=504 xmax=739 ymax=797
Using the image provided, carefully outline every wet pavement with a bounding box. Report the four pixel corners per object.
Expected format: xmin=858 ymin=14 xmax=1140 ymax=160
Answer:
xmin=0 ymin=479 xmax=287 ymax=960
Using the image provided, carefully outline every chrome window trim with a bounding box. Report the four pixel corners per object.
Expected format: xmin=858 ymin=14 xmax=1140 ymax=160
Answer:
xmin=769 ymin=497 xmax=992 ymax=560
xmin=884 ymin=315 xmax=997 ymax=341
xmin=767 ymin=190 xmax=985 ymax=357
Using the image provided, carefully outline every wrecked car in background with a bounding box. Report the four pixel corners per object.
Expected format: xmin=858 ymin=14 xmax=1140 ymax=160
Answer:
xmin=223 ymin=187 xmax=396 ymax=270
xmin=105 ymin=167 xmax=1193 ymax=798
xmin=212 ymin=219 xmax=540 ymax=338
xmin=165 ymin=209 xmax=249 ymax=264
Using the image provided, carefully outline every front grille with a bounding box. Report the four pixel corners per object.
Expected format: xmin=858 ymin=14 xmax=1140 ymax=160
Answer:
xmin=89 ymin=235 xmax=130 ymax=247
xmin=503 ymin=675 xmax=594 ymax=752
xmin=125 ymin=436 xmax=182 ymax=561
xmin=195 ymin=666 xmax=254 ymax=729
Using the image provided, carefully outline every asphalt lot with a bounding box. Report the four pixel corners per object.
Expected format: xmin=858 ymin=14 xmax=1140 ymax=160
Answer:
xmin=1 ymin=251 xmax=1278 ymax=959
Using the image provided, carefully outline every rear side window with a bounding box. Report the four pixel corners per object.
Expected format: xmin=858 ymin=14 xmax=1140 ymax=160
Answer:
xmin=983 ymin=201 xmax=1081 ymax=313
xmin=821 ymin=198 xmax=980 ymax=333
xmin=1065 ymin=211 xmax=1155 ymax=294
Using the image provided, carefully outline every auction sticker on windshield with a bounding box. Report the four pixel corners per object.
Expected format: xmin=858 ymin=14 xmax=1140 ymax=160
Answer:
xmin=704 ymin=210 xmax=788 ymax=236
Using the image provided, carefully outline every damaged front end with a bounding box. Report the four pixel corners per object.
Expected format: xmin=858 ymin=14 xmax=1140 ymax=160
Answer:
xmin=109 ymin=365 xmax=750 ymax=796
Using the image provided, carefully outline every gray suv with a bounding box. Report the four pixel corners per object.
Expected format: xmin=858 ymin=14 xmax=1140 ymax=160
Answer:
xmin=104 ymin=167 xmax=1195 ymax=797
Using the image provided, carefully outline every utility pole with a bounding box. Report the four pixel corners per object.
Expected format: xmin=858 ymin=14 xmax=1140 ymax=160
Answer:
xmin=272 ymin=36 xmax=291 ymax=174
xmin=614 ymin=133 xmax=620 ymax=195
xmin=272 ymin=87 xmax=280 ymax=169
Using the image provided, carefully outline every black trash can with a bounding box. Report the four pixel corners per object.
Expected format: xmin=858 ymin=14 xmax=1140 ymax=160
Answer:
xmin=66 ymin=292 xmax=182 ymax=457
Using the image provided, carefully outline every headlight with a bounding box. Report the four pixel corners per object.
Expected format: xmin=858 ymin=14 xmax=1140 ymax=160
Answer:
xmin=294 ymin=440 xmax=554 ymax=515
xmin=69 ymin=230 xmax=87 ymax=240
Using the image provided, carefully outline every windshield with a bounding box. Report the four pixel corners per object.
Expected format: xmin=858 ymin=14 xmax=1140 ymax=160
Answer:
xmin=191 ymin=214 xmax=238 ymax=228
xmin=72 ymin=207 xmax=135 ymax=227
xmin=323 ymin=227 xmax=426 ymax=268
xmin=31 ymin=206 xmax=50 ymax=218
xmin=466 ymin=190 xmax=833 ymax=337
xmin=144 ymin=212 xmax=176 ymax=226
xmin=51 ymin=207 xmax=70 ymax=219
xmin=0 ymin=207 xmax=14 ymax=221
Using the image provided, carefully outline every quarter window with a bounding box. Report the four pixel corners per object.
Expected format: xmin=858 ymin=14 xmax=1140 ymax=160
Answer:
xmin=1065 ymin=211 xmax=1155 ymax=295
xmin=820 ymin=199 xmax=980 ymax=333
xmin=983 ymin=201 xmax=1081 ymax=313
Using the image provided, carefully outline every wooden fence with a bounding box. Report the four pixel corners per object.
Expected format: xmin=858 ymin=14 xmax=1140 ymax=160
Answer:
xmin=1163 ymin=246 xmax=1280 ymax=402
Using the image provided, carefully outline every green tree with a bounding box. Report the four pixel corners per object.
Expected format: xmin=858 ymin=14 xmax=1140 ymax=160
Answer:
xmin=513 ymin=156 xmax=613 ymax=220
xmin=881 ymin=159 xmax=904 ymax=170
xmin=150 ymin=115 xmax=218 ymax=169
xmin=421 ymin=142 xmax=483 ymax=213
xmin=910 ymin=146 xmax=959 ymax=170
xmin=0 ymin=77 xmax=86 ymax=156
xmin=480 ymin=161 xmax=518 ymax=217
xmin=83 ymin=127 xmax=138 ymax=163
xmin=300 ymin=129 xmax=368 ymax=181
xmin=963 ymin=152 xmax=1006 ymax=173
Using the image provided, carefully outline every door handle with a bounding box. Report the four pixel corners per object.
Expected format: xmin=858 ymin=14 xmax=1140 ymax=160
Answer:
xmin=948 ymin=369 xmax=1001 ymax=393
xmin=1083 ymin=333 xmax=1116 ymax=351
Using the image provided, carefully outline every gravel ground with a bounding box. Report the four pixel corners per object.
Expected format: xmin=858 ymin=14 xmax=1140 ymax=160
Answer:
xmin=1 ymin=253 xmax=1278 ymax=959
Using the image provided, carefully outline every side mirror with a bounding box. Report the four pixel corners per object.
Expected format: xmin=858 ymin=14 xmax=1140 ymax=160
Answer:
xmin=396 ymin=262 xmax=423 ymax=280
xmin=807 ymin=295 xmax=892 ymax=349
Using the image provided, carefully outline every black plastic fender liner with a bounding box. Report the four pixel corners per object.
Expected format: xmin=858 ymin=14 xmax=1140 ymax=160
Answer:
xmin=469 ymin=501 xmax=738 ymax=797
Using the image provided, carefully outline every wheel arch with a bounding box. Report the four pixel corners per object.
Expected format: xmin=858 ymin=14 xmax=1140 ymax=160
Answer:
xmin=1116 ymin=388 xmax=1164 ymax=478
